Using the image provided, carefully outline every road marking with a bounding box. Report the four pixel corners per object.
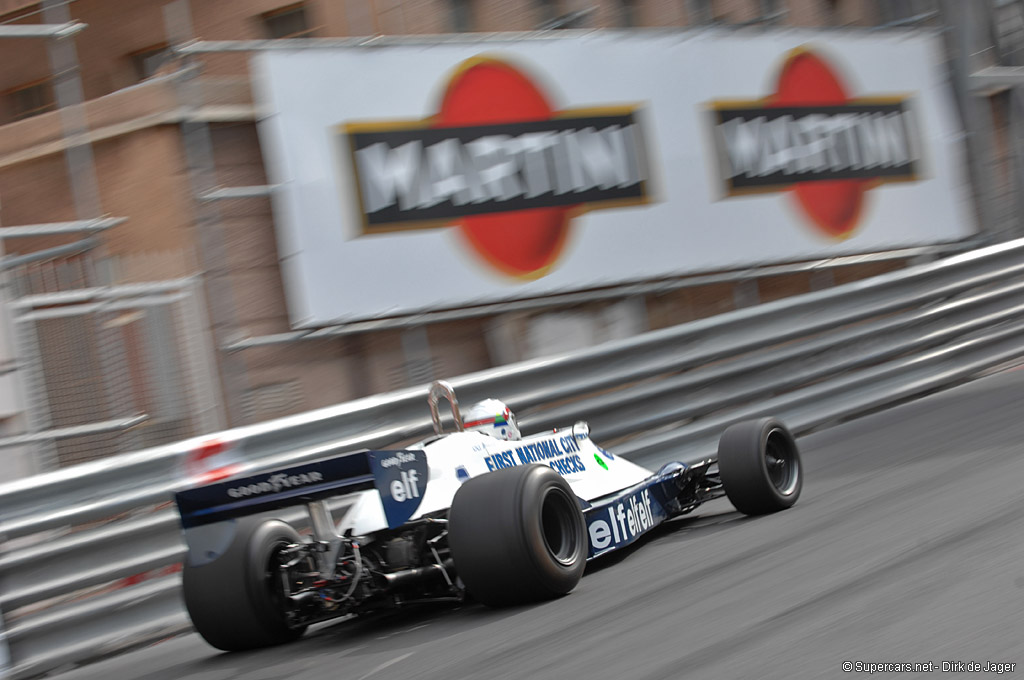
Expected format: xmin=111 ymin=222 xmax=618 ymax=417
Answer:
xmin=354 ymin=651 xmax=414 ymax=680
xmin=401 ymin=623 xmax=429 ymax=634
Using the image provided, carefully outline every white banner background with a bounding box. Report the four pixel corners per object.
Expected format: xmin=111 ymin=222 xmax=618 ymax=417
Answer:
xmin=253 ymin=30 xmax=973 ymax=327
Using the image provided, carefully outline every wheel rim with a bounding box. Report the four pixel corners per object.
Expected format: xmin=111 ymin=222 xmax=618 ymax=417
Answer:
xmin=764 ymin=428 xmax=800 ymax=495
xmin=540 ymin=487 xmax=582 ymax=566
xmin=264 ymin=540 xmax=303 ymax=625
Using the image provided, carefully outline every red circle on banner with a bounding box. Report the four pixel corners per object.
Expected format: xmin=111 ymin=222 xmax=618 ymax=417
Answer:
xmin=770 ymin=50 xmax=867 ymax=239
xmin=434 ymin=59 xmax=573 ymax=278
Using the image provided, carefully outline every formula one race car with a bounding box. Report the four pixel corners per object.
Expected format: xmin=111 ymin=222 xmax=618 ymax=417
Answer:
xmin=174 ymin=381 xmax=802 ymax=651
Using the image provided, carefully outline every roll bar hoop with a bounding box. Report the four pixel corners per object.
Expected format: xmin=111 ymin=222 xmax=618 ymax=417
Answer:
xmin=428 ymin=380 xmax=464 ymax=435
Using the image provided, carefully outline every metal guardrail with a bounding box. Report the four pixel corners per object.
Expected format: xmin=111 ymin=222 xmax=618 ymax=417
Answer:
xmin=222 ymin=241 xmax=979 ymax=349
xmin=4 ymin=238 xmax=1024 ymax=678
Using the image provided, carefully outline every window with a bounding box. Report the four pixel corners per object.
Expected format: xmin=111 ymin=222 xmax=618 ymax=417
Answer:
xmin=761 ymin=0 xmax=783 ymax=18
xmin=823 ymin=0 xmax=840 ymax=25
xmin=130 ymin=44 xmax=171 ymax=81
xmin=536 ymin=1 xmax=590 ymax=30
xmin=6 ymin=79 xmax=56 ymax=121
xmin=877 ymin=0 xmax=908 ymax=22
xmin=451 ymin=0 xmax=474 ymax=32
xmin=536 ymin=0 xmax=562 ymax=26
xmin=876 ymin=0 xmax=935 ymax=25
xmin=261 ymin=3 xmax=313 ymax=39
xmin=688 ymin=0 xmax=714 ymax=24
xmin=619 ymin=0 xmax=638 ymax=27
xmin=994 ymin=0 xmax=1024 ymax=61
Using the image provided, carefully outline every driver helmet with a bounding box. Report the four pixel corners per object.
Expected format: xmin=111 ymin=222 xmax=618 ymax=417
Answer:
xmin=462 ymin=399 xmax=521 ymax=441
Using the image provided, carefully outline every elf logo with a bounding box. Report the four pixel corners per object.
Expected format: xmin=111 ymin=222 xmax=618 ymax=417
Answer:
xmin=369 ymin=449 xmax=428 ymax=529
xmin=709 ymin=47 xmax=923 ymax=239
xmin=390 ymin=469 xmax=420 ymax=503
xmin=343 ymin=56 xmax=652 ymax=278
xmin=586 ymin=488 xmax=665 ymax=557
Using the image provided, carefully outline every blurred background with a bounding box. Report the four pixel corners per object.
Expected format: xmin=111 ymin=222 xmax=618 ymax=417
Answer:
xmin=0 ymin=0 xmax=1017 ymax=478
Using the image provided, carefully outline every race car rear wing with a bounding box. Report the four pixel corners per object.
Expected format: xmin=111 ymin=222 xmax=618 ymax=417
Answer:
xmin=175 ymin=448 xmax=428 ymax=531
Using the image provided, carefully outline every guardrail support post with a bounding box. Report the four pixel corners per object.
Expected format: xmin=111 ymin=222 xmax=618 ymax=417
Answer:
xmin=809 ymin=269 xmax=835 ymax=291
xmin=0 ymin=603 xmax=9 ymax=680
xmin=733 ymin=279 xmax=760 ymax=309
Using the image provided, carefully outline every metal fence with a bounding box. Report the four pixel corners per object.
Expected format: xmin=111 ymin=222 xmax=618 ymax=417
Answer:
xmin=4 ymin=238 xmax=1024 ymax=679
xmin=3 ymin=278 xmax=225 ymax=473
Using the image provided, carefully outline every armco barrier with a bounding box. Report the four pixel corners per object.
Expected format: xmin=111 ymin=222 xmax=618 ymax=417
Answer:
xmin=5 ymin=238 xmax=1024 ymax=678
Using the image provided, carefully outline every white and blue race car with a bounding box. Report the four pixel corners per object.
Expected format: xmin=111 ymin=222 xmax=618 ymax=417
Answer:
xmin=175 ymin=381 xmax=802 ymax=651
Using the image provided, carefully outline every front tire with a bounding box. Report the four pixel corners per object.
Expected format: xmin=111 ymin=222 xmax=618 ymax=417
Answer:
xmin=448 ymin=465 xmax=587 ymax=607
xmin=717 ymin=418 xmax=802 ymax=515
xmin=182 ymin=518 xmax=307 ymax=651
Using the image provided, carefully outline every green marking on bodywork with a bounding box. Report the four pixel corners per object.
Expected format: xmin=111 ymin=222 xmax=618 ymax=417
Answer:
xmin=594 ymin=453 xmax=608 ymax=470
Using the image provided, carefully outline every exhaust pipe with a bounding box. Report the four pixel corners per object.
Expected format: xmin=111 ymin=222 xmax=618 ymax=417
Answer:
xmin=380 ymin=559 xmax=456 ymax=590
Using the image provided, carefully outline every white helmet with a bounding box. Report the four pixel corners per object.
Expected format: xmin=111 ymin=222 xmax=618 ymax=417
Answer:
xmin=462 ymin=398 xmax=521 ymax=441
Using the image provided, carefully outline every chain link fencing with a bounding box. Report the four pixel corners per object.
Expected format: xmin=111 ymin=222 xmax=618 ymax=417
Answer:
xmin=5 ymin=275 xmax=224 ymax=471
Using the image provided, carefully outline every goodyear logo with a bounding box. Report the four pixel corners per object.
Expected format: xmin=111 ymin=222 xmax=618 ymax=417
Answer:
xmin=369 ymin=449 xmax=428 ymax=529
xmin=226 ymin=471 xmax=324 ymax=499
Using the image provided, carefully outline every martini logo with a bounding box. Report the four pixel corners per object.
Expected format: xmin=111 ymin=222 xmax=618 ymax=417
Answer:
xmin=343 ymin=57 xmax=651 ymax=278
xmin=710 ymin=48 xmax=923 ymax=238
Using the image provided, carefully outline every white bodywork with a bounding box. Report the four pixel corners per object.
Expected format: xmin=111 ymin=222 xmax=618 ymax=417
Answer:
xmin=338 ymin=426 xmax=654 ymax=537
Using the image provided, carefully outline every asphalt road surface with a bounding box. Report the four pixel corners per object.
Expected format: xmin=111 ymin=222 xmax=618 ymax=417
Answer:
xmin=56 ymin=369 xmax=1024 ymax=680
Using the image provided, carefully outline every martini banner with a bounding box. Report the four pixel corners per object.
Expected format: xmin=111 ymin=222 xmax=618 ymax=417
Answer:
xmin=253 ymin=30 xmax=972 ymax=327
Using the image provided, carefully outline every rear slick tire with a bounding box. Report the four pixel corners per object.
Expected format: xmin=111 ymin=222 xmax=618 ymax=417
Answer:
xmin=717 ymin=418 xmax=802 ymax=515
xmin=448 ymin=464 xmax=586 ymax=607
xmin=182 ymin=518 xmax=307 ymax=651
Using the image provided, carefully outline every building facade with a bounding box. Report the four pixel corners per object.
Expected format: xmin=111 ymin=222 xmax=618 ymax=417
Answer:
xmin=0 ymin=0 xmax=968 ymax=474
